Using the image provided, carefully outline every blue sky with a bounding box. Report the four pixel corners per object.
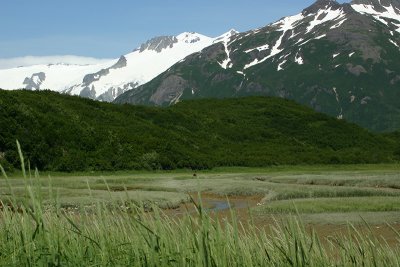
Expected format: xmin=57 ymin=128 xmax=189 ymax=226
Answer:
xmin=1 ymin=0 xmax=350 ymax=60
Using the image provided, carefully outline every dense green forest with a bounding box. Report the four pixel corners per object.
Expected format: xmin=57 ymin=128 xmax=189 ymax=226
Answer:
xmin=0 ymin=90 xmax=398 ymax=171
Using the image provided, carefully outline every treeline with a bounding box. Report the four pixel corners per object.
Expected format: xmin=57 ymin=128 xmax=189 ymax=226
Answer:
xmin=0 ymin=90 xmax=398 ymax=172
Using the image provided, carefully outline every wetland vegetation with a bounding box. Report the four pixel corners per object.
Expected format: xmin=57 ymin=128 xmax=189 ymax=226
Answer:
xmin=1 ymin=163 xmax=400 ymax=266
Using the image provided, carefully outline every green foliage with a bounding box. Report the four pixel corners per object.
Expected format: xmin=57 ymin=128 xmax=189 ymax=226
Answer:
xmin=0 ymin=90 xmax=398 ymax=171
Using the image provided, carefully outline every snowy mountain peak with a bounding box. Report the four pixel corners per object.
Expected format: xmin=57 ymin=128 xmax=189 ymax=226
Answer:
xmin=0 ymin=30 xmax=231 ymax=101
xmin=213 ymin=29 xmax=238 ymax=45
xmin=218 ymin=29 xmax=239 ymax=39
xmin=303 ymin=0 xmax=342 ymax=15
xmin=111 ymin=56 xmax=127 ymax=69
xmin=136 ymin=32 xmax=214 ymax=54
xmin=176 ymin=32 xmax=213 ymax=44
xmin=268 ymin=0 xmax=347 ymax=36
xmin=226 ymin=29 xmax=239 ymax=36
xmin=139 ymin=36 xmax=178 ymax=53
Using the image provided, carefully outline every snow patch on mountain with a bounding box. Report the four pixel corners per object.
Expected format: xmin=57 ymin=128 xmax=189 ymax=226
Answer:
xmin=244 ymin=31 xmax=286 ymax=70
xmin=242 ymin=3 xmax=349 ymax=70
xmin=295 ymin=53 xmax=304 ymax=65
xmin=269 ymin=32 xmax=285 ymax=57
xmin=306 ymin=7 xmax=346 ymax=33
xmin=244 ymin=44 xmax=270 ymax=53
xmin=216 ymin=30 xmax=238 ymax=69
xmin=297 ymin=34 xmax=326 ymax=46
xmin=332 ymin=87 xmax=343 ymax=119
xmin=330 ymin=17 xmax=347 ymax=29
xmin=352 ymin=3 xmax=400 ymax=32
xmin=277 ymin=60 xmax=287 ymax=71
xmin=389 ymin=39 xmax=399 ymax=48
xmin=273 ymin=13 xmax=305 ymax=32
xmin=315 ymin=34 xmax=327 ymax=39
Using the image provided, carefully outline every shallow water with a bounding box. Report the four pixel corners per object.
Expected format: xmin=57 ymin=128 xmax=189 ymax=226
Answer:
xmin=167 ymin=193 xmax=260 ymax=216
xmin=206 ymin=200 xmax=231 ymax=212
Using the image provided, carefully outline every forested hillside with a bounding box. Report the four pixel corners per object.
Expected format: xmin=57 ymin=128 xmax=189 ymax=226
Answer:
xmin=0 ymin=90 xmax=397 ymax=171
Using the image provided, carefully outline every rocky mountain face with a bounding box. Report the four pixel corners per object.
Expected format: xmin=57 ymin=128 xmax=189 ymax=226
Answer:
xmin=0 ymin=31 xmax=236 ymax=102
xmin=115 ymin=0 xmax=400 ymax=132
xmin=23 ymin=72 xmax=46 ymax=90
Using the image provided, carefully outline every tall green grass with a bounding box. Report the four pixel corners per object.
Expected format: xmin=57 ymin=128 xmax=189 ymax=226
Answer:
xmin=0 ymin=143 xmax=399 ymax=266
xmin=1 ymin=193 xmax=400 ymax=266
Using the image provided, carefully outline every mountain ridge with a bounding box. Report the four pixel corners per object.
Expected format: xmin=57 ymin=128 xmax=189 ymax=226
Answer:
xmin=115 ymin=0 xmax=400 ymax=132
xmin=0 ymin=30 xmax=237 ymax=101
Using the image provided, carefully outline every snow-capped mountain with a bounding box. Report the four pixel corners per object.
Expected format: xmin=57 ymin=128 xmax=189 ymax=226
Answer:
xmin=115 ymin=0 xmax=400 ymax=132
xmin=0 ymin=30 xmax=238 ymax=101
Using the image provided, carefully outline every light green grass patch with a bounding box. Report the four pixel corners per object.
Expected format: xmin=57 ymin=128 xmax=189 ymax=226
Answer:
xmin=255 ymin=197 xmax=400 ymax=214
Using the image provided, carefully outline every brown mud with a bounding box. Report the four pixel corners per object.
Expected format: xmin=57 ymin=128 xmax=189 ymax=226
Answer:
xmin=166 ymin=193 xmax=400 ymax=248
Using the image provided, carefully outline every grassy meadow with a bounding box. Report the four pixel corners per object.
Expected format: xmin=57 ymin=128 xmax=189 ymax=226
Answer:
xmin=2 ymin=163 xmax=400 ymax=221
xmin=1 ymin=155 xmax=400 ymax=265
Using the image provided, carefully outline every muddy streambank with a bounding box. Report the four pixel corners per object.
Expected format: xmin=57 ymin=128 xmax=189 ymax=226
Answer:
xmin=166 ymin=193 xmax=400 ymax=248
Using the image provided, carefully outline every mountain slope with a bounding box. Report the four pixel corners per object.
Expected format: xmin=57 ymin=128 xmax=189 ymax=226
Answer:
xmin=0 ymin=90 xmax=396 ymax=171
xmin=0 ymin=31 xmax=237 ymax=102
xmin=115 ymin=0 xmax=400 ymax=132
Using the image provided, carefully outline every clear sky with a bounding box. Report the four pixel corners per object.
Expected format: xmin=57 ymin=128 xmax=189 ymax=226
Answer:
xmin=0 ymin=0 xmax=350 ymax=61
